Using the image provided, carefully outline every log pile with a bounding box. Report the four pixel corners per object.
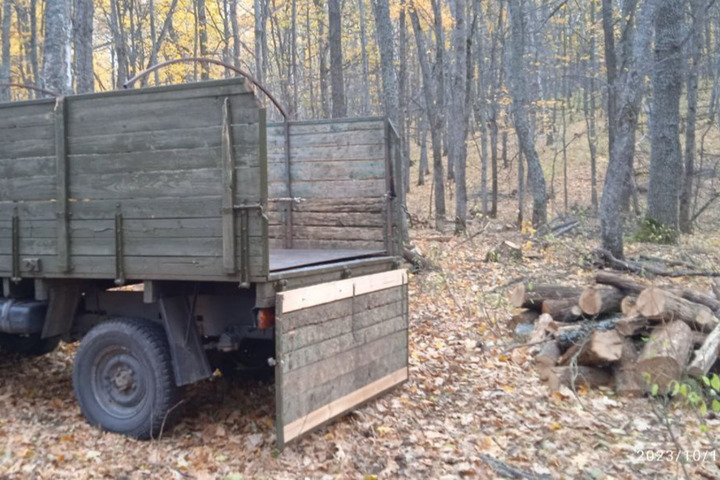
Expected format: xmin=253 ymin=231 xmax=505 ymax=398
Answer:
xmin=509 ymin=273 xmax=720 ymax=395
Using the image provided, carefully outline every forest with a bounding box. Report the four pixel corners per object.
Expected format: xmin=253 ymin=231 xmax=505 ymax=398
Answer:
xmin=2 ymin=0 xmax=720 ymax=478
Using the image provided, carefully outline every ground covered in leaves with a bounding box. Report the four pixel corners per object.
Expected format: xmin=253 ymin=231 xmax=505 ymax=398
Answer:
xmin=2 ymin=127 xmax=720 ymax=479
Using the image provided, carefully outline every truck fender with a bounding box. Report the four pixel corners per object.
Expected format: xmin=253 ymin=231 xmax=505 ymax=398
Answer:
xmin=158 ymin=296 xmax=213 ymax=386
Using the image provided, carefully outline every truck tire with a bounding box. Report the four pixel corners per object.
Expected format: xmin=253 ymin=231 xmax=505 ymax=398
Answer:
xmin=0 ymin=333 xmax=60 ymax=356
xmin=72 ymin=318 xmax=179 ymax=439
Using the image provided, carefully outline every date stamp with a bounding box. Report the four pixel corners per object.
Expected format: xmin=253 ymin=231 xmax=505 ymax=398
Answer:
xmin=633 ymin=450 xmax=717 ymax=463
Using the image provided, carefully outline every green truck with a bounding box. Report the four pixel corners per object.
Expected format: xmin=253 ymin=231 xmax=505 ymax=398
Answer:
xmin=0 ymin=78 xmax=409 ymax=446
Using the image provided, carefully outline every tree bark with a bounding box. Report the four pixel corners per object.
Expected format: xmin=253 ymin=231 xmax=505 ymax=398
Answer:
xmin=647 ymin=0 xmax=684 ymax=236
xmin=687 ymin=324 xmax=720 ymax=378
xmin=0 ymin=0 xmax=12 ymax=101
xmin=449 ymin=0 xmax=468 ymax=230
xmin=42 ymin=0 xmax=72 ymax=94
xmin=328 ymin=0 xmax=346 ymax=117
xmin=636 ymin=287 xmax=718 ymax=333
xmin=507 ymin=0 xmax=547 ymax=227
xmin=509 ymin=283 xmax=582 ymax=310
xmin=73 ymin=0 xmax=94 ymax=93
xmin=680 ymin=0 xmax=703 ymax=233
xmin=636 ymin=320 xmax=693 ymax=392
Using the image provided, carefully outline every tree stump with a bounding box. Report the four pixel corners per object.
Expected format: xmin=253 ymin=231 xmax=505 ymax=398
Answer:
xmin=636 ymin=320 xmax=693 ymax=393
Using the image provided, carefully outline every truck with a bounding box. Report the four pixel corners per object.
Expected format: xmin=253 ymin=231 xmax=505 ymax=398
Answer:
xmin=0 ymin=77 xmax=409 ymax=447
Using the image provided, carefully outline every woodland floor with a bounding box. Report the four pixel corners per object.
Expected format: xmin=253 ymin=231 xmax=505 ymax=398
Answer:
xmin=2 ymin=119 xmax=720 ymax=479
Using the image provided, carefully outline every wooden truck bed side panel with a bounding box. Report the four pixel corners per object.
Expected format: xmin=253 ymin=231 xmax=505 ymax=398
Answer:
xmin=0 ymin=79 xmax=269 ymax=282
xmin=266 ymin=118 xmax=392 ymax=251
xmin=275 ymin=269 xmax=409 ymax=447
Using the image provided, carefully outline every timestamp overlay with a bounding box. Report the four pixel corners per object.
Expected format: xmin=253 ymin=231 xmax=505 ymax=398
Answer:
xmin=632 ymin=449 xmax=717 ymax=464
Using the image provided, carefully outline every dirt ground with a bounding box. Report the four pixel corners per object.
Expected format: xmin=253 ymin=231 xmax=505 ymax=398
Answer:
xmin=2 ymin=118 xmax=720 ymax=479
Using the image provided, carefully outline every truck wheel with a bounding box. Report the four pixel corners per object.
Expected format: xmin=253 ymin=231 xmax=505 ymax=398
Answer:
xmin=0 ymin=333 xmax=60 ymax=356
xmin=72 ymin=318 xmax=179 ymax=439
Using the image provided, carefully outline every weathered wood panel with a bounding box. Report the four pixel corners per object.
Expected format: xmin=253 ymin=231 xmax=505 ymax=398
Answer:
xmin=266 ymin=118 xmax=389 ymax=250
xmin=275 ymin=270 xmax=408 ymax=447
xmin=0 ymin=79 xmax=269 ymax=282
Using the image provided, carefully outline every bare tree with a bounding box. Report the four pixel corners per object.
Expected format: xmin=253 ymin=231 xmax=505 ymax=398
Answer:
xmin=599 ymin=0 xmax=657 ymax=258
xmin=647 ymin=0 xmax=684 ymax=236
xmin=507 ymin=0 xmax=547 ymax=226
xmin=0 ymin=0 xmax=11 ymax=100
xmin=42 ymin=0 xmax=73 ymax=94
xmin=74 ymin=0 xmax=94 ymax=93
xmin=328 ymin=0 xmax=346 ymax=117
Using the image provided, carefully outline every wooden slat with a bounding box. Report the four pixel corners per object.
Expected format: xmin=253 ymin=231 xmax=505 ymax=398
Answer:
xmin=281 ymin=367 xmax=407 ymax=446
xmin=278 ymin=269 xmax=407 ymax=313
xmin=221 ymin=98 xmax=237 ymax=274
xmin=55 ymin=97 xmax=70 ymax=272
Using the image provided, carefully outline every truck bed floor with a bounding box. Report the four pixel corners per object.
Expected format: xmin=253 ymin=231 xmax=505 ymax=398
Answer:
xmin=269 ymin=249 xmax=386 ymax=272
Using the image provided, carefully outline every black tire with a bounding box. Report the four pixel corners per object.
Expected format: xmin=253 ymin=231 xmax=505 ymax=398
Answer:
xmin=0 ymin=333 xmax=60 ymax=356
xmin=72 ymin=318 xmax=179 ymax=439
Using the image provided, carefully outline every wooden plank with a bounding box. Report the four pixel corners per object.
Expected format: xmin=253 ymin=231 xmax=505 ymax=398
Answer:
xmin=290 ymin=179 xmax=386 ymax=199
xmin=0 ymin=124 xmax=54 ymax=144
xmin=0 ymin=175 xmax=56 ymax=201
xmin=278 ymin=269 xmax=407 ymax=313
xmin=267 ymin=130 xmax=384 ymax=148
xmin=0 ymin=102 xmax=54 ymax=129
xmin=66 ymin=124 xmax=259 ymax=156
xmin=68 ymin=167 xmax=260 ymax=200
xmin=267 ymin=144 xmax=386 ymax=164
xmin=267 ymin=160 xmax=386 ymax=183
xmin=221 ymin=98 xmax=237 ymax=274
xmin=268 ymin=212 xmax=385 ymax=228
xmin=283 ymin=239 xmax=386 ymax=250
xmin=0 ymin=156 xmax=55 ymax=178
xmin=68 ymin=97 xmax=258 ymax=137
xmin=267 ymin=119 xmax=384 ymax=136
xmin=0 ymin=138 xmax=55 ymax=159
xmin=55 ymin=97 xmax=70 ymax=272
xmin=279 ymin=286 xmax=403 ymax=333
xmin=282 ymin=353 xmax=408 ymax=426
xmin=281 ymin=367 xmax=407 ymax=445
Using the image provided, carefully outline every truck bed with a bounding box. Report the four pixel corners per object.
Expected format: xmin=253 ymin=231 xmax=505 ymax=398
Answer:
xmin=269 ymin=248 xmax=386 ymax=272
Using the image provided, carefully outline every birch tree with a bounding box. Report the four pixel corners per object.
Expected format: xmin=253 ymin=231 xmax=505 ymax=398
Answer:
xmin=42 ymin=0 xmax=72 ymax=94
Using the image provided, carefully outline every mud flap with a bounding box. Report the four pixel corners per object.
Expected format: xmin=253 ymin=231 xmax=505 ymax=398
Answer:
xmin=274 ymin=269 xmax=409 ymax=447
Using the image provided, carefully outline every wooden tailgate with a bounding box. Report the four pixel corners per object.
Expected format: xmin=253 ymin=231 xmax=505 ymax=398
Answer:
xmin=274 ymin=269 xmax=409 ymax=447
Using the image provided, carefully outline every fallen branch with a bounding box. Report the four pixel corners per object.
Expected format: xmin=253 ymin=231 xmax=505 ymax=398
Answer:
xmin=594 ymin=248 xmax=720 ymax=278
xmin=479 ymin=454 xmax=552 ymax=480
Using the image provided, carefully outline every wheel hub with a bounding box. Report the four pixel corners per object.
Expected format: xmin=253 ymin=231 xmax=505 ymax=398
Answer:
xmin=93 ymin=349 xmax=148 ymax=419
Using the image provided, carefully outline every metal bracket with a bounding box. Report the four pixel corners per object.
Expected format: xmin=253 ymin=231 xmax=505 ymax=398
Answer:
xmin=11 ymin=207 xmax=20 ymax=282
xmin=114 ymin=204 xmax=125 ymax=286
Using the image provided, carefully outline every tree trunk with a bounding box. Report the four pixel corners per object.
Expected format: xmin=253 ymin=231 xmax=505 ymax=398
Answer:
xmin=42 ymin=0 xmax=72 ymax=94
xmin=599 ymin=0 xmax=656 ymax=259
xmin=0 ymin=0 xmax=12 ymax=101
xmin=449 ymin=0 xmax=468 ymax=231
xmin=254 ymin=0 xmax=266 ymax=85
xmin=357 ymin=0 xmax=371 ymax=115
xmin=409 ymin=3 xmax=445 ymax=229
xmin=507 ymin=0 xmax=547 ymax=227
xmin=73 ymin=0 xmax=94 ymax=93
xmin=680 ymin=0 xmax=703 ymax=233
xmin=647 ymin=0 xmax=684 ymax=236
xmin=636 ymin=320 xmax=693 ymax=393
xmin=328 ymin=0 xmax=346 ymax=118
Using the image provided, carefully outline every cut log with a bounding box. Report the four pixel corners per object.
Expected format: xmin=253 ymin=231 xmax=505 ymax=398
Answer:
xmin=687 ymin=324 xmax=720 ymax=378
xmin=508 ymin=310 xmax=540 ymax=329
xmin=541 ymin=298 xmax=583 ymax=322
xmin=616 ymin=316 xmax=649 ymax=337
xmin=692 ymin=331 xmax=707 ymax=348
xmin=546 ymin=366 xmax=613 ymax=392
xmin=621 ymin=296 xmax=638 ymax=316
xmin=636 ymin=321 xmax=693 ymax=393
xmin=596 ymin=271 xmax=720 ymax=313
xmin=577 ymin=330 xmax=623 ymax=366
xmin=556 ymin=317 xmax=619 ymax=351
xmin=614 ymin=339 xmax=644 ymax=397
xmin=536 ymin=341 xmax=561 ymax=380
xmin=508 ymin=283 xmax=583 ymax=310
xmin=636 ymin=287 xmax=718 ymax=333
xmin=579 ymin=286 xmax=624 ymax=316
xmin=528 ymin=314 xmax=555 ymax=346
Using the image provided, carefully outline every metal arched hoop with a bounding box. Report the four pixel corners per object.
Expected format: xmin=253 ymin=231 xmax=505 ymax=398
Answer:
xmin=0 ymin=83 xmax=59 ymax=98
xmin=122 ymin=57 xmax=288 ymax=120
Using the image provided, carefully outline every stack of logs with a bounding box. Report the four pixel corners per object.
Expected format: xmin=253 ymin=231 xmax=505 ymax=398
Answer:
xmin=509 ymin=273 xmax=720 ymax=395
